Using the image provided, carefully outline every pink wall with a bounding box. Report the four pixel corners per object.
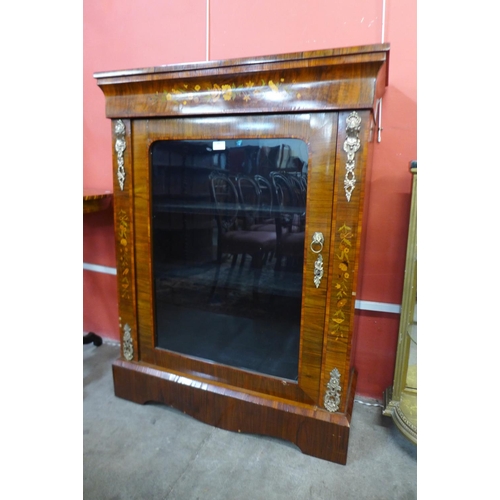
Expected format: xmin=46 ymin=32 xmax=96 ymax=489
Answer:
xmin=83 ymin=0 xmax=416 ymax=399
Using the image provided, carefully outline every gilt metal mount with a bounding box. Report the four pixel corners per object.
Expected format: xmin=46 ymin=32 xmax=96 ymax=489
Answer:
xmin=115 ymin=120 xmax=127 ymax=191
xmin=324 ymin=368 xmax=342 ymax=412
xmin=122 ymin=323 xmax=134 ymax=361
xmin=343 ymin=112 xmax=362 ymax=202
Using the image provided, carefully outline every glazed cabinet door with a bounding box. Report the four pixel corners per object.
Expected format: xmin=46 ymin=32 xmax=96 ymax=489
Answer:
xmin=123 ymin=112 xmax=338 ymax=407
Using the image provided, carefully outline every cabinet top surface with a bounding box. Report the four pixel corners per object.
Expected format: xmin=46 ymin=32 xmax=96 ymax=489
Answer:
xmin=94 ymin=44 xmax=389 ymax=118
xmin=94 ymin=43 xmax=390 ymax=80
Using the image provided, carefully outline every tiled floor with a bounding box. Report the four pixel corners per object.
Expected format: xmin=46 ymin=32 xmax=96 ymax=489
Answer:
xmin=84 ymin=341 xmax=417 ymax=500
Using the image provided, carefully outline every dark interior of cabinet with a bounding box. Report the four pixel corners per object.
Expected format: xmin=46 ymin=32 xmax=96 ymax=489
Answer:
xmin=151 ymin=138 xmax=309 ymax=380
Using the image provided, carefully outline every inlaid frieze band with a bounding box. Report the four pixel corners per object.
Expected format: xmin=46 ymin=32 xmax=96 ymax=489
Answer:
xmin=122 ymin=323 xmax=134 ymax=360
xmin=343 ymin=112 xmax=362 ymax=202
xmin=148 ymin=77 xmax=304 ymax=112
xmin=324 ymin=368 xmax=342 ymax=412
xmin=115 ymin=120 xmax=127 ymax=191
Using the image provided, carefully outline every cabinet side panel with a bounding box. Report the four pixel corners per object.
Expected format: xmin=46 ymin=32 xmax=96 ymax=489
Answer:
xmin=320 ymin=110 xmax=372 ymax=412
xmin=111 ymin=119 xmax=139 ymax=361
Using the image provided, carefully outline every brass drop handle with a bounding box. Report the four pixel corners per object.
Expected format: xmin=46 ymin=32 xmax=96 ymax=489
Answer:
xmin=310 ymin=232 xmax=324 ymax=253
xmin=311 ymin=232 xmax=324 ymax=288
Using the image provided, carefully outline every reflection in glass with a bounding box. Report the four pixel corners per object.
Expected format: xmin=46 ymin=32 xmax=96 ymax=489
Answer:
xmin=151 ymin=139 xmax=309 ymax=380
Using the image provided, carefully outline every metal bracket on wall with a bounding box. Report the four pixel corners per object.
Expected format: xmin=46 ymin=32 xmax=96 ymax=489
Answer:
xmin=375 ymin=98 xmax=383 ymax=143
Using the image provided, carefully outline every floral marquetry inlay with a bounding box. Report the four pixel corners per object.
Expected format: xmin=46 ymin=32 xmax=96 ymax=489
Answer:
xmin=148 ymin=77 xmax=303 ymax=110
xmin=331 ymin=223 xmax=354 ymax=339
xmin=117 ymin=209 xmax=131 ymax=300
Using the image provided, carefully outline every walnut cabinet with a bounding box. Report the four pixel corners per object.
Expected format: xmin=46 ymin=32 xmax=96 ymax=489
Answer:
xmin=95 ymin=44 xmax=389 ymax=464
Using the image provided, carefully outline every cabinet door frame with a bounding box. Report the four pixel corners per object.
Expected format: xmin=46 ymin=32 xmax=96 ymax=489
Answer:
xmin=129 ymin=112 xmax=339 ymax=407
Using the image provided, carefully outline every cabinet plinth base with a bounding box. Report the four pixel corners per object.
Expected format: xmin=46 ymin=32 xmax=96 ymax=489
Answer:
xmin=112 ymin=359 xmax=357 ymax=465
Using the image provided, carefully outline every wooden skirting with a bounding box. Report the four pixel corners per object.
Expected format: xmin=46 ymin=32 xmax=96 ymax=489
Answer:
xmin=112 ymin=359 xmax=357 ymax=465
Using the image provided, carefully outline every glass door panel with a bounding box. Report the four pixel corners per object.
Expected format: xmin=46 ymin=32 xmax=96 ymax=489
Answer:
xmin=151 ymin=138 xmax=309 ymax=380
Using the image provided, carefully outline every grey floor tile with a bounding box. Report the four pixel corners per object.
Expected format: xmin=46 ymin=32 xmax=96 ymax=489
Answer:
xmin=83 ymin=343 xmax=416 ymax=500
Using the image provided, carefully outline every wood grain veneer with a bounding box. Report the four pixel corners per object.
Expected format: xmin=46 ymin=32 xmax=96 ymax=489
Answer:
xmin=96 ymin=44 xmax=389 ymax=464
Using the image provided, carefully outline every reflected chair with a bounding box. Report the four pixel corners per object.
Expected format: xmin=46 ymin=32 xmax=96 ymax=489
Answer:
xmin=257 ymin=145 xmax=281 ymax=177
xmin=254 ymin=174 xmax=276 ymax=228
xmin=287 ymin=173 xmax=307 ymax=207
xmin=209 ymin=173 xmax=276 ymax=297
xmin=235 ymin=175 xmax=261 ymax=231
xmin=270 ymin=172 xmax=306 ymax=271
xmin=237 ymin=175 xmax=276 ymax=233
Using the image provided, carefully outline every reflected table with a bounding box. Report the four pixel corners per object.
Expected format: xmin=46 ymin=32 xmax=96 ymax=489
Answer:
xmin=83 ymin=189 xmax=112 ymax=346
